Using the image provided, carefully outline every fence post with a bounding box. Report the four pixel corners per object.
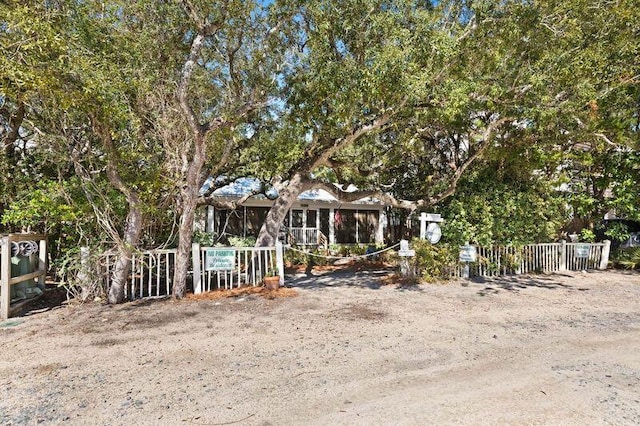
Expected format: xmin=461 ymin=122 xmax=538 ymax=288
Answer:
xmin=559 ymin=240 xmax=567 ymax=271
xmin=275 ymin=240 xmax=285 ymax=286
xmin=192 ymin=243 xmax=202 ymax=294
xmin=599 ymin=240 xmax=611 ymax=270
xmin=77 ymin=247 xmax=92 ymax=301
xmin=1 ymin=235 xmax=11 ymax=320
xmin=38 ymin=237 xmax=48 ymax=289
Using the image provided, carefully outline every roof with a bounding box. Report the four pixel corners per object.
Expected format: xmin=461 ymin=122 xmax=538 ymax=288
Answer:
xmin=202 ymin=177 xmax=380 ymax=204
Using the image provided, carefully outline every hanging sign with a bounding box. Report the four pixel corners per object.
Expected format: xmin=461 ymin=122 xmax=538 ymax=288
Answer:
xmin=206 ymin=249 xmax=236 ymax=271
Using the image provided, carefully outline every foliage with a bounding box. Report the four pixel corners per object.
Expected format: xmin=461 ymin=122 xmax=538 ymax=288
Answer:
xmin=192 ymin=231 xmax=218 ymax=247
xmin=411 ymin=239 xmax=459 ymax=282
xmin=284 ymin=247 xmax=331 ymax=267
xmin=579 ymin=229 xmax=596 ymax=243
xmin=53 ymin=246 xmax=107 ymax=303
xmin=438 ymin=154 xmax=569 ymax=246
xmin=612 ymin=248 xmax=640 ymax=270
xmin=228 ymin=236 xmax=257 ymax=247
xmin=284 ymin=247 xmax=309 ymax=267
xmin=602 ymin=222 xmax=631 ymax=245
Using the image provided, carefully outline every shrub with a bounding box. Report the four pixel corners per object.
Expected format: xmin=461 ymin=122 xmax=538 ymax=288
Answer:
xmin=284 ymin=247 xmax=308 ymax=266
xmin=193 ymin=231 xmax=217 ymax=247
xmin=54 ymin=247 xmax=107 ymax=303
xmin=411 ymin=239 xmax=459 ymax=282
xmin=612 ymin=247 xmax=640 ymax=270
xmin=228 ymin=236 xmax=257 ymax=247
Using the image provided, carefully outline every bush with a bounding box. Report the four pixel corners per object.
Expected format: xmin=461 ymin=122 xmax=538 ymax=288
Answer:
xmin=228 ymin=236 xmax=257 ymax=247
xmin=54 ymin=247 xmax=107 ymax=303
xmin=411 ymin=239 xmax=459 ymax=282
xmin=193 ymin=231 xmax=217 ymax=246
xmin=612 ymin=247 xmax=640 ymax=270
xmin=284 ymin=247 xmax=309 ymax=266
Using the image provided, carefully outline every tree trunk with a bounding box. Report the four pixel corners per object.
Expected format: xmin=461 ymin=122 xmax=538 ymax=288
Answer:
xmin=255 ymin=173 xmax=307 ymax=247
xmin=108 ymin=203 xmax=143 ymax=304
xmin=172 ymin=195 xmax=198 ymax=298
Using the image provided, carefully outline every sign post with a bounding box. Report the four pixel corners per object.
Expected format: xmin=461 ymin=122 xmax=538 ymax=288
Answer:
xmin=398 ymin=239 xmax=415 ymax=277
xmin=419 ymin=213 xmax=444 ymax=244
xmin=459 ymin=243 xmax=477 ymax=280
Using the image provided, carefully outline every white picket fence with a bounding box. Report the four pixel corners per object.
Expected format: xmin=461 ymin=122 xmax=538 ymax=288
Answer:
xmin=456 ymin=241 xmax=611 ymax=278
xmin=101 ymin=249 xmax=177 ymax=300
xmin=191 ymin=243 xmax=284 ymax=294
xmin=98 ymin=242 xmax=284 ymax=300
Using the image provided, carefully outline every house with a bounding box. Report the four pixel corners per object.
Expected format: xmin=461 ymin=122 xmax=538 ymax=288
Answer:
xmin=198 ymin=178 xmax=388 ymax=246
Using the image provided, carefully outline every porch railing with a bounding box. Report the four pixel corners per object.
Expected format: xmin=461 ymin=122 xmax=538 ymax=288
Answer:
xmin=289 ymin=228 xmax=328 ymax=247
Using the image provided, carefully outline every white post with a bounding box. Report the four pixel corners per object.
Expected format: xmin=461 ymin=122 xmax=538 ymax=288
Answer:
xmin=376 ymin=208 xmax=386 ymax=244
xmin=207 ymin=206 xmax=215 ymax=233
xmin=559 ymin=240 xmax=567 ymax=271
xmin=77 ymin=246 xmax=91 ymax=301
xmin=1 ymin=235 xmax=11 ymax=320
xmin=419 ymin=212 xmax=428 ymax=240
xmin=302 ymin=209 xmax=307 ymax=245
xmin=275 ymin=241 xmax=285 ymax=286
xmin=599 ymin=240 xmax=611 ymax=270
xmin=243 ymin=206 xmax=247 ymax=238
xmin=38 ymin=237 xmax=47 ymax=289
xmin=355 ymin=209 xmax=359 ymax=244
xmin=192 ymin=243 xmax=202 ymax=294
xmin=316 ymin=209 xmax=321 ymax=246
xmin=329 ymin=208 xmax=335 ymax=245
xmin=398 ymin=239 xmax=415 ymax=277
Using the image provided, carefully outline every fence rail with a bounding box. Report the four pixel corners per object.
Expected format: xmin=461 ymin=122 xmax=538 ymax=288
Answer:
xmin=192 ymin=244 xmax=283 ymax=294
xmin=101 ymin=249 xmax=177 ymax=300
xmin=452 ymin=241 xmax=610 ymax=278
xmin=97 ymin=243 xmax=284 ymax=300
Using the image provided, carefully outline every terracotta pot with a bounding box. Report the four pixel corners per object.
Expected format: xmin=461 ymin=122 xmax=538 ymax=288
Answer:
xmin=263 ymin=275 xmax=280 ymax=290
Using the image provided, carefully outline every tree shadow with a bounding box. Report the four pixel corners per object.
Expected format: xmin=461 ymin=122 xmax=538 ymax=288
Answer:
xmin=471 ymin=274 xmax=577 ymax=296
xmin=287 ymin=269 xmax=395 ymax=290
xmin=11 ymin=284 xmax=69 ymax=318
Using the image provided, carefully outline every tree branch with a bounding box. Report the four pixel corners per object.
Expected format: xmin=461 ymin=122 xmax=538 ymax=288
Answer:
xmin=198 ymin=181 xmax=269 ymax=208
xmin=307 ymin=98 xmax=408 ymax=172
xmin=427 ymin=117 xmax=511 ymax=206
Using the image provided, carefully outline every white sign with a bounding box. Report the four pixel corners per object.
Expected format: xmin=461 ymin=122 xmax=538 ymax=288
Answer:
xmin=575 ymin=244 xmax=590 ymax=259
xmin=425 ymin=223 xmax=442 ymax=244
xmin=206 ymin=249 xmax=235 ymax=271
xmin=398 ymin=239 xmax=415 ymax=257
xmin=459 ymin=245 xmax=477 ymax=262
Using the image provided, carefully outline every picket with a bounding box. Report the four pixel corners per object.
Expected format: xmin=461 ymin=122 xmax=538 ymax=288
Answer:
xmin=453 ymin=241 xmax=610 ymax=279
xmin=194 ymin=246 xmax=278 ymax=293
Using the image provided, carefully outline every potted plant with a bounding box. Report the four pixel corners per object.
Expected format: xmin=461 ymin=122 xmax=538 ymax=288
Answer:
xmin=263 ymin=269 xmax=280 ymax=290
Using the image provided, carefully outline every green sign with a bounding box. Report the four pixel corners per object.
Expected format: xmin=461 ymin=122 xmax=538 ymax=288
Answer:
xmin=575 ymin=244 xmax=590 ymax=259
xmin=206 ymin=249 xmax=235 ymax=271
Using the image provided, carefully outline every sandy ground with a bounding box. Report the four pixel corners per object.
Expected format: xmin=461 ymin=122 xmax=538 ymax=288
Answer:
xmin=1 ymin=268 xmax=639 ymax=425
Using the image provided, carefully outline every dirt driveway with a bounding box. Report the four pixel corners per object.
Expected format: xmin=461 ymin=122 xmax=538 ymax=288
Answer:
xmin=1 ymin=269 xmax=639 ymax=425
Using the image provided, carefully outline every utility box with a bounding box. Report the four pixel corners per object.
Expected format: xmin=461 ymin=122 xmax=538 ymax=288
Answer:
xmin=11 ymin=253 xmax=42 ymax=303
